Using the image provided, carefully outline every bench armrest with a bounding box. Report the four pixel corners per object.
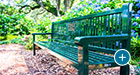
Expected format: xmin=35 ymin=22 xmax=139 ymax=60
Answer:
xmin=32 ymin=33 xmax=52 ymax=42
xmin=74 ymin=34 xmax=129 ymax=45
xmin=32 ymin=33 xmax=52 ymax=35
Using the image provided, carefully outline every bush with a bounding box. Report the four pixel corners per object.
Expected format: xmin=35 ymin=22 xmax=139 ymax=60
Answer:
xmin=131 ymin=35 xmax=140 ymax=58
xmin=0 ymin=36 xmax=6 ymax=41
xmin=32 ymin=17 xmax=51 ymax=33
xmin=9 ymin=36 xmax=24 ymax=44
xmin=57 ymin=0 xmax=123 ymax=20
xmin=0 ymin=40 xmax=9 ymax=45
xmin=0 ymin=13 xmax=35 ymax=36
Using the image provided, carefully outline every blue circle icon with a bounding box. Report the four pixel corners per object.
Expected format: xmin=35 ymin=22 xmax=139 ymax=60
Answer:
xmin=114 ymin=49 xmax=131 ymax=66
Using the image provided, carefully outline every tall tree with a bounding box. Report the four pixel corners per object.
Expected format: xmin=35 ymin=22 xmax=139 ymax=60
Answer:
xmin=56 ymin=0 xmax=60 ymax=16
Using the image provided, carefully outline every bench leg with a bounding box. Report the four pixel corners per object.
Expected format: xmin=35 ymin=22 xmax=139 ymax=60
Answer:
xmin=78 ymin=44 xmax=89 ymax=75
xmin=33 ymin=35 xmax=36 ymax=56
xmin=78 ymin=65 xmax=88 ymax=75
xmin=120 ymin=65 xmax=129 ymax=75
xmin=33 ymin=43 xmax=36 ymax=56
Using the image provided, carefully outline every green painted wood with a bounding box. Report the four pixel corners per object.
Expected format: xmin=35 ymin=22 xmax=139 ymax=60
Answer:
xmin=108 ymin=15 xmax=110 ymax=35
xmin=97 ymin=17 xmax=99 ymax=35
xmin=53 ymin=8 xmax=123 ymax=24
xmin=33 ymin=35 xmax=35 ymax=56
xmin=101 ymin=16 xmax=103 ymax=35
xmin=114 ymin=14 xmax=117 ymax=49
xmin=111 ymin=15 xmax=114 ymax=35
xmin=115 ymin=14 xmax=117 ymax=34
xmin=51 ymin=23 xmax=54 ymax=42
xmin=88 ymin=45 xmax=116 ymax=54
xmin=75 ymin=34 xmax=129 ymax=44
xmin=110 ymin=14 xmax=114 ymax=49
xmin=35 ymin=41 xmax=115 ymax=65
xmin=119 ymin=13 xmax=122 ymax=34
xmin=78 ymin=43 xmax=89 ymax=75
xmin=89 ymin=52 xmax=114 ymax=62
xmin=95 ymin=17 xmax=97 ymax=36
xmin=32 ymin=33 xmax=52 ymax=35
xmin=92 ymin=17 xmax=94 ymax=36
xmin=104 ymin=16 xmax=107 ymax=35
xmin=89 ymin=18 xmax=92 ymax=35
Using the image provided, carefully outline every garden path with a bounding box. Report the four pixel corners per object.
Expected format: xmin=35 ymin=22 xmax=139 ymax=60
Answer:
xmin=0 ymin=44 xmax=28 ymax=75
xmin=0 ymin=44 xmax=136 ymax=75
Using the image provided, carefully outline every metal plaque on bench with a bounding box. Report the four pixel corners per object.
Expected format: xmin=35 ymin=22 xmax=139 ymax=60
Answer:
xmin=68 ymin=23 xmax=75 ymax=31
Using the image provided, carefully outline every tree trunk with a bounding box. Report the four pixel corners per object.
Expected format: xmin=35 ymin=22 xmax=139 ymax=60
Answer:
xmin=64 ymin=0 xmax=71 ymax=13
xmin=56 ymin=0 xmax=60 ymax=16
xmin=64 ymin=0 xmax=67 ymax=12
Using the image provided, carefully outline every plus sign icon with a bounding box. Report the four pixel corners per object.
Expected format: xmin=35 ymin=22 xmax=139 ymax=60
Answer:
xmin=114 ymin=49 xmax=131 ymax=66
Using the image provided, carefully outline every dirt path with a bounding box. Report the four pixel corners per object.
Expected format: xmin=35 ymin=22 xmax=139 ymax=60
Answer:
xmin=0 ymin=44 xmax=28 ymax=75
xmin=0 ymin=44 xmax=73 ymax=75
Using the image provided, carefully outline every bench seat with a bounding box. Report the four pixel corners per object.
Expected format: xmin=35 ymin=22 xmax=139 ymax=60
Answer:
xmin=34 ymin=41 xmax=116 ymax=68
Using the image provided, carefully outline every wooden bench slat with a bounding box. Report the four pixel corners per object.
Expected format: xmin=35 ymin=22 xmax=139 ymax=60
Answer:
xmin=88 ymin=45 xmax=117 ymax=54
xmin=35 ymin=41 xmax=116 ymax=65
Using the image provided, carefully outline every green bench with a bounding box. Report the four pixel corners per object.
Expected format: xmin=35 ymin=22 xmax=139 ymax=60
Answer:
xmin=32 ymin=3 xmax=132 ymax=75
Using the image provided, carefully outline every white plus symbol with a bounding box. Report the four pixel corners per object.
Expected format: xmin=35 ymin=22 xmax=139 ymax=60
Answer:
xmin=119 ymin=54 xmax=126 ymax=61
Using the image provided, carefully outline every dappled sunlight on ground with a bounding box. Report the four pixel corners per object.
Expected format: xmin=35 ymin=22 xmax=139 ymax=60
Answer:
xmin=0 ymin=51 xmax=28 ymax=74
xmin=0 ymin=44 xmax=25 ymax=51
xmin=0 ymin=44 xmax=28 ymax=75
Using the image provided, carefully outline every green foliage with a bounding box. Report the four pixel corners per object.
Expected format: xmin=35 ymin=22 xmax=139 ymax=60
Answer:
xmin=131 ymin=36 xmax=140 ymax=58
xmin=130 ymin=57 xmax=140 ymax=66
xmin=130 ymin=35 xmax=140 ymax=66
xmin=32 ymin=18 xmax=51 ymax=33
xmin=130 ymin=0 xmax=140 ymax=66
xmin=58 ymin=0 xmax=123 ymax=20
xmin=22 ymin=35 xmax=33 ymax=50
xmin=131 ymin=0 xmax=140 ymax=37
xmin=0 ymin=40 xmax=9 ymax=45
xmin=20 ymin=35 xmax=49 ymax=50
xmin=6 ymin=35 xmax=18 ymax=40
xmin=0 ymin=13 xmax=35 ymax=36
xmin=0 ymin=36 xmax=6 ymax=41
xmin=9 ymin=36 xmax=24 ymax=44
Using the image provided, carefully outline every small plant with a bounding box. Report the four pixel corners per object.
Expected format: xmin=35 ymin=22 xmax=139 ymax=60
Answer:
xmin=0 ymin=40 xmax=9 ymax=45
xmin=0 ymin=13 xmax=35 ymax=36
xmin=23 ymin=35 xmax=33 ymax=50
xmin=9 ymin=36 xmax=24 ymax=44
xmin=130 ymin=35 xmax=140 ymax=66
xmin=131 ymin=35 xmax=140 ymax=58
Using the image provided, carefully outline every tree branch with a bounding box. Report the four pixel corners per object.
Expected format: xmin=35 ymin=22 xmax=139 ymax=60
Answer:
xmin=33 ymin=0 xmax=64 ymax=16
xmin=19 ymin=0 xmax=67 ymax=16
xmin=19 ymin=5 xmax=41 ymax=13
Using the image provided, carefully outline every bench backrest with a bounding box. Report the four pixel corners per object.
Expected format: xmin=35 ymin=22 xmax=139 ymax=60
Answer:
xmin=51 ymin=3 xmax=132 ymax=52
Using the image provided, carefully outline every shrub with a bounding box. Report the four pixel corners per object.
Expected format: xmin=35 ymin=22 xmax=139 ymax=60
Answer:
xmin=131 ymin=35 xmax=140 ymax=58
xmin=32 ymin=17 xmax=51 ymax=33
xmin=0 ymin=13 xmax=35 ymax=36
xmin=16 ymin=35 xmax=49 ymax=50
xmin=9 ymin=36 xmax=24 ymax=44
xmin=0 ymin=36 xmax=6 ymax=41
xmin=0 ymin=40 xmax=9 ymax=45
